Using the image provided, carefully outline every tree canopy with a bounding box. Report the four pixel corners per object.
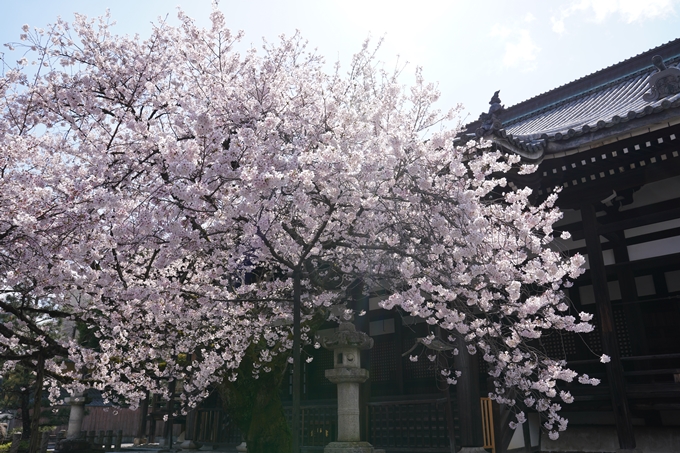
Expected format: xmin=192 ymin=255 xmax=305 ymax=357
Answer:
xmin=0 ymin=7 xmax=597 ymax=442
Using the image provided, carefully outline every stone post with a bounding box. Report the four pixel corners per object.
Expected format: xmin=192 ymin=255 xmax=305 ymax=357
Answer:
xmin=10 ymin=433 xmax=21 ymax=453
xmin=40 ymin=431 xmax=50 ymax=453
xmin=321 ymin=322 xmax=374 ymax=453
xmin=104 ymin=430 xmax=113 ymax=450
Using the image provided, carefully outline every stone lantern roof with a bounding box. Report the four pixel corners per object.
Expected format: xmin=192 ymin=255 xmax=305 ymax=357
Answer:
xmin=320 ymin=322 xmax=374 ymax=351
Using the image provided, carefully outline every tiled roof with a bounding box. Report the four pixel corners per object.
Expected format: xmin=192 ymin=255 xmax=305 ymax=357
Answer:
xmin=504 ymin=58 xmax=680 ymax=139
xmin=470 ymin=38 xmax=680 ymax=160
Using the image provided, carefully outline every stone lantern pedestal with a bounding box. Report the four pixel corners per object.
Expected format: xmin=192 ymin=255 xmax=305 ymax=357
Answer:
xmin=322 ymin=323 xmax=375 ymax=453
xmin=55 ymin=393 xmax=92 ymax=453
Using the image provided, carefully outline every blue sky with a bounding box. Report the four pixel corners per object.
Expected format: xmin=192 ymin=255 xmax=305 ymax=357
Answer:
xmin=1 ymin=0 xmax=680 ymax=120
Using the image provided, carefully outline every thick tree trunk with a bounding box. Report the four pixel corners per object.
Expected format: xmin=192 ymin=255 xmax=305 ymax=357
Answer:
xmin=246 ymin=391 xmax=291 ymax=453
xmin=218 ymin=347 xmax=292 ymax=453
xmin=28 ymin=355 xmax=44 ymax=453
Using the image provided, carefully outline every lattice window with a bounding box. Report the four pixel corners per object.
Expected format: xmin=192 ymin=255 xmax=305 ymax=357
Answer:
xmin=284 ymin=404 xmax=337 ymax=447
xmin=368 ymin=399 xmax=450 ymax=449
xmin=370 ymin=339 xmax=397 ymax=382
xmin=308 ymin=348 xmax=334 ymax=387
xmin=402 ymin=336 xmax=435 ymax=380
xmin=478 ymin=357 xmax=488 ymax=376
xmin=580 ymin=309 xmax=632 ymax=357
xmin=585 ymin=314 xmax=603 ymax=355
xmin=613 ymin=306 xmax=632 ymax=357
xmin=540 ymin=331 xmax=577 ymax=360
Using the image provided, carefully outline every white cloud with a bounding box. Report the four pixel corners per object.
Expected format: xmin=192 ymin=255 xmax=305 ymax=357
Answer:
xmin=490 ymin=26 xmax=541 ymax=71
xmin=503 ymin=30 xmax=541 ymax=70
xmin=552 ymin=0 xmax=677 ymax=33
xmin=551 ymin=17 xmax=566 ymax=34
xmin=524 ymin=12 xmax=537 ymax=22
xmin=330 ymin=0 xmax=458 ymax=66
xmin=490 ymin=24 xmax=514 ymax=39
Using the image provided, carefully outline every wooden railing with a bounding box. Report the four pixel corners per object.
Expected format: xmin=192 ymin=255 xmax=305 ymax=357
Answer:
xmin=283 ymin=396 xmax=458 ymax=451
xmin=284 ymin=403 xmax=337 ymax=448
xmin=367 ymin=397 xmax=452 ymax=451
xmin=480 ymin=397 xmax=496 ymax=453
xmin=193 ymin=408 xmax=241 ymax=445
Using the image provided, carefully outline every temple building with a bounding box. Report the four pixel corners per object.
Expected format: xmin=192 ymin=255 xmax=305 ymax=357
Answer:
xmin=462 ymin=37 xmax=680 ymax=453
xmin=129 ymin=39 xmax=680 ymax=453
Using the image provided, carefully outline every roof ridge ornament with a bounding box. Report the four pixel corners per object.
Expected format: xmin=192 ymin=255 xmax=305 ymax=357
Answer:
xmin=475 ymin=90 xmax=504 ymax=138
xmin=643 ymin=55 xmax=680 ymax=102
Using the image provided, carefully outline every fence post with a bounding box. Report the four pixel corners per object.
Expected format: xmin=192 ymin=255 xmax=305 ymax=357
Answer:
xmin=105 ymin=430 xmax=113 ymax=450
xmin=115 ymin=430 xmax=123 ymax=450
xmin=99 ymin=430 xmax=106 ymax=449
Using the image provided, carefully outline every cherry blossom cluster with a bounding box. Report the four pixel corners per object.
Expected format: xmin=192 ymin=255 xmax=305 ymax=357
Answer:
xmin=1 ymin=6 xmax=597 ymax=437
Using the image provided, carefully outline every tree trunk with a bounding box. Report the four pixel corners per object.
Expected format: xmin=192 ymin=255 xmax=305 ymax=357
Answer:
xmin=291 ymin=269 xmax=301 ymax=453
xmin=218 ymin=347 xmax=292 ymax=453
xmin=28 ymin=355 xmax=44 ymax=453
xmin=246 ymin=391 xmax=291 ymax=453
xmin=20 ymin=390 xmax=31 ymax=440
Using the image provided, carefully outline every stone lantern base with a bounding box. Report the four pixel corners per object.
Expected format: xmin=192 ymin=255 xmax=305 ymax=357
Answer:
xmin=324 ymin=441 xmax=375 ymax=453
xmin=54 ymin=438 xmax=94 ymax=453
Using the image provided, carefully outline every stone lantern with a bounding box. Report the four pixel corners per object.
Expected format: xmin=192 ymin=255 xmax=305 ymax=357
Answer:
xmin=321 ymin=322 xmax=375 ymax=453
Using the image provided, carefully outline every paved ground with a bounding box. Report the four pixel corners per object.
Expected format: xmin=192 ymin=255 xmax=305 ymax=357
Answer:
xmin=118 ymin=444 xmax=240 ymax=453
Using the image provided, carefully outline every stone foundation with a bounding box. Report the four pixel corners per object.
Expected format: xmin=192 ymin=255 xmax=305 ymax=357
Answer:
xmin=541 ymin=426 xmax=680 ymax=453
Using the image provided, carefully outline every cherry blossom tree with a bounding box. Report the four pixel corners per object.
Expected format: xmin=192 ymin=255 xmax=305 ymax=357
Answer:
xmin=0 ymin=7 xmax=599 ymax=451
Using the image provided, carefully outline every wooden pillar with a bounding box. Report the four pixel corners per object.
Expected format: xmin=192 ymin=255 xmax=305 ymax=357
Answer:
xmin=162 ymin=380 xmax=177 ymax=449
xmin=610 ymin=235 xmax=648 ymax=356
xmin=135 ymin=393 xmax=149 ymax=443
xmin=454 ymin=333 xmax=483 ymax=448
xmin=148 ymin=394 xmax=158 ymax=443
xmin=611 ymin=237 xmax=662 ymax=427
xmin=436 ymin=327 xmax=456 ymax=453
xmin=393 ymin=314 xmax=404 ymax=395
xmin=581 ymin=204 xmax=636 ymax=450
xmin=186 ymin=408 xmax=198 ymax=441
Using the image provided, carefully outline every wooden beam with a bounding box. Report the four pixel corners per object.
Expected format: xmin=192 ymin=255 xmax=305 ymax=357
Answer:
xmin=562 ymin=196 xmax=680 ymax=241
xmin=581 ymin=203 xmax=636 ymax=450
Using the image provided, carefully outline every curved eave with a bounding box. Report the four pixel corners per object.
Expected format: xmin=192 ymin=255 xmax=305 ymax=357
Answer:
xmin=490 ymin=101 xmax=680 ymax=162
